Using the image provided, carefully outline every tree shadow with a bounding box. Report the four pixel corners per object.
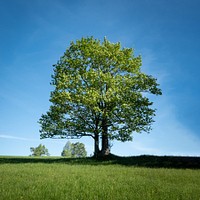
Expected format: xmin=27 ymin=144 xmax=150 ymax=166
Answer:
xmin=0 ymin=156 xmax=80 ymax=164
xmin=0 ymin=155 xmax=200 ymax=169
xmin=106 ymin=155 xmax=200 ymax=169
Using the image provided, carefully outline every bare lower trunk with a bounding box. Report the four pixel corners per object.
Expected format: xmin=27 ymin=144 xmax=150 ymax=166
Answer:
xmin=93 ymin=107 xmax=110 ymax=158
xmin=99 ymin=116 xmax=110 ymax=157
xmin=101 ymin=133 xmax=110 ymax=156
xmin=94 ymin=133 xmax=100 ymax=158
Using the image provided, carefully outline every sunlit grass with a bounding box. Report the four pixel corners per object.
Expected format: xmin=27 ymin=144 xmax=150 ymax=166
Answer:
xmin=0 ymin=157 xmax=200 ymax=200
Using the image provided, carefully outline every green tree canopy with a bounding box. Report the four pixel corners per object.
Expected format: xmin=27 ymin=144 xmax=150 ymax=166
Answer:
xmin=61 ymin=141 xmax=87 ymax=158
xmin=61 ymin=141 xmax=72 ymax=157
xmin=30 ymin=144 xmax=50 ymax=156
xmin=39 ymin=37 xmax=162 ymax=157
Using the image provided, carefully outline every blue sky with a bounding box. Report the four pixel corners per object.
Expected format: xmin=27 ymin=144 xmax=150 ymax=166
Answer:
xmin=0 ymin=0 xmax=200 ymax=156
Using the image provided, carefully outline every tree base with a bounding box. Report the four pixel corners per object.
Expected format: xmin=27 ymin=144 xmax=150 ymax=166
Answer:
xmin=92 ymin=152 xmax=120 ymax=160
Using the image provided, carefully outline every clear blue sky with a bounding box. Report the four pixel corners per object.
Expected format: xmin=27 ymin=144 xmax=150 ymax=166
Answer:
xmin=0 ymin=0 xmax=200 ymax=156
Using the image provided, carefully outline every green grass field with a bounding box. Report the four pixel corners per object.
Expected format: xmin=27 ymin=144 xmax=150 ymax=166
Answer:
xmin=0 ymin=156 xmax=200 ymax=200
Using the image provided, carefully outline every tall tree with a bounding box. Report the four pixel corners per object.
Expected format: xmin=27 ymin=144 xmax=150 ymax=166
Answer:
xmin=39 ymin=37 xmax=162 ymax=158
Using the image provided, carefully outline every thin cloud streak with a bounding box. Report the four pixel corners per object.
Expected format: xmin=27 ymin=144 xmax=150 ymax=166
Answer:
xmin=0 ymin=134 xmax=38 ymax=142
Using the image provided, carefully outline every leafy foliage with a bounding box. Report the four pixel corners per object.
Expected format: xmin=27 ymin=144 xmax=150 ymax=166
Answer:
xmin=39 ymin=37 xmax=162 ymax=156
xmin=61 ymin=141 xmax=87 ymax=158
xmin=61 ymin=141 xmax=72 ymax=157
xmin=30 ymin=144 xmax=50 ymax=157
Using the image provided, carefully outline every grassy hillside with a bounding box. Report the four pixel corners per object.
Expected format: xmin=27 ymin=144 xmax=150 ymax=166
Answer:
xmin=0 ymin=155 xmax=200 ymax=200
xmin=0 ymin=154 xmax=200 ymax=169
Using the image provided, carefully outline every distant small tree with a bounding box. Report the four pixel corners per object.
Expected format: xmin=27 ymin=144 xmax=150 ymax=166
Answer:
xmin=30 ymin=144 xmax=50 ymax=156
xmin=71 ymin=142 xmax=87 ymax=158
xmin=61 ymin=141 xmax=72 ymax=157
xmin=61 ymin=141 xmax=87 ymax=158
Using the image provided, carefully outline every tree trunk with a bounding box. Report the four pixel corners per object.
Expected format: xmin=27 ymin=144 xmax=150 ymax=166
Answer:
xmin=94 ymin=132 xmax=100 ymax=158
xmin=101 ymin=133 xmax=110 ymax=156
xmin=99 ymin=116 xmax=110 ymax=157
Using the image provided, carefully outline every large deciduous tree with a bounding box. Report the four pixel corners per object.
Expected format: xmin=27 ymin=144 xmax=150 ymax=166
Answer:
xmin=39 ymin=37 xmax=162 ymax=158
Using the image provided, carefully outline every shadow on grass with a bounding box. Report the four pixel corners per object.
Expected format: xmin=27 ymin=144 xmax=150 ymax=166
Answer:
xmin=0 ymin=155 xmax=200 ymax=169
xmin=109 ymin=155 xmax=200 ymax=169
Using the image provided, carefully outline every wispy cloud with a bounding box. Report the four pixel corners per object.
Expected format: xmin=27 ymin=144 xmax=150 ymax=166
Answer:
xmin=111 ymin=92 xmax=200 ymax=157
xmin=148 ymin=94 xmax=200 ymax=156
xmin=0 ymin=134 xmax=38 ymax=142
xmin=132 ymin=141 xmax=160 ymax=155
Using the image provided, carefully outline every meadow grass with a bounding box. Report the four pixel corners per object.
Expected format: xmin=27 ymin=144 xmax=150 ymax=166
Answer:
xmin=0 ymin=156 xmax=200 ymax=200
